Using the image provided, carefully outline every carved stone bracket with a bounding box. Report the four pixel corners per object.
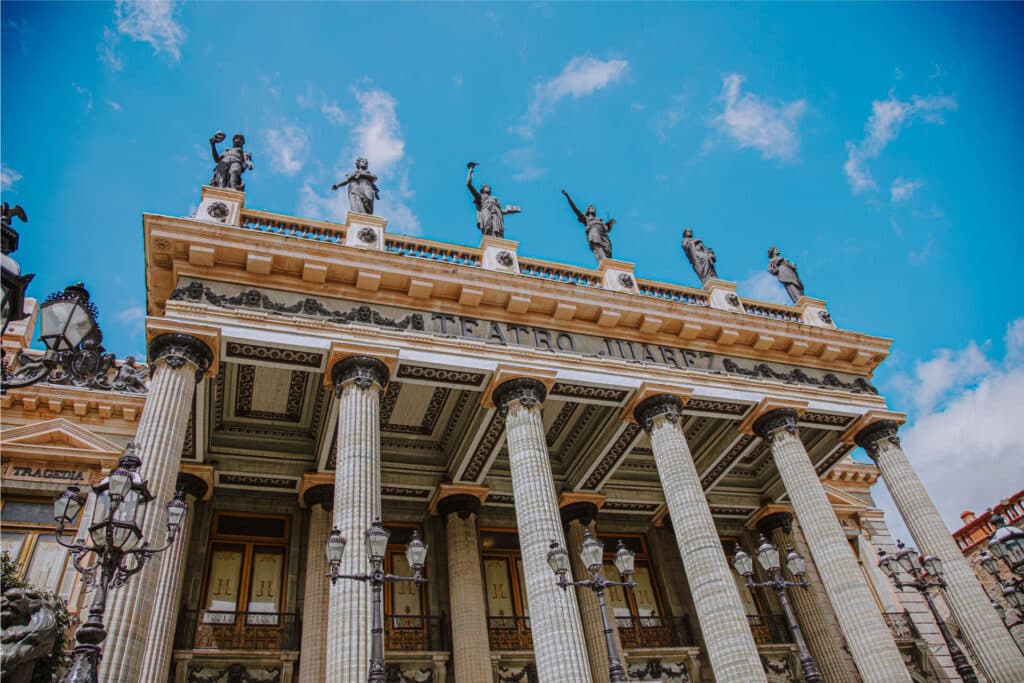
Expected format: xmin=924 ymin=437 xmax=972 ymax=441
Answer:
xmin=175 ymin=472 xmax=209 ymax=501
xmin=752 ymin=408 xmax=799 ymax=442
xmin=560 ymin=501 xmax=599 ymax=527
xmin=436 ymin=493 xmax=482 ymax=520
xmin=149 ymin=333 xmax=214 ymax=382
xmin=492 ymin=377 xmax=547 ymax=416
xmin=302 ymin=483 xmax=334 ymax=510
xmin=853 ymin=419 xmax=901 ymax=460
xmin=633 ymin=394 xmax=684 ymax=433
xmin=756 ymin=511 xmax=794 ymax=536
xmin=330 ymin=355 xmax=390 ymax=394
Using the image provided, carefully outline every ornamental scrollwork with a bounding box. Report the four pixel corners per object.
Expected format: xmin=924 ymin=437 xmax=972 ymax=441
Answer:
xmin=170 ymin=282 xmax=424 ymax=331
xmin=633 ymin=394 xmax=684 ymax=433
xmin=627 ymin=660 xmax=689 ymax=683
xmin=4 ymin=336 xmax=149 ymax=394
xmin=149 ymin=333 xmax=214 ymax=382
xmin=752 ymin=408 xmax=799 ymax=442
xmin=492 ymin=378 xmax=547 ymax=416
xmin=721 ymin=358 xmax=878 ymax=396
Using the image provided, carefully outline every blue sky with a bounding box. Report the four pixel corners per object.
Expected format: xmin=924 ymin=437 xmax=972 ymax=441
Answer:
xmin=2 ymin=2 xmax=1022 ymax=530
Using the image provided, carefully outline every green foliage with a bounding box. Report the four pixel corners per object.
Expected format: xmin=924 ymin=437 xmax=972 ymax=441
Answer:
xmin=1 ymin=550 xmax=73 ymax=683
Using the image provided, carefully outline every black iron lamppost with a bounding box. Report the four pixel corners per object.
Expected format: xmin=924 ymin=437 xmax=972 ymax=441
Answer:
xmin=878 ymin=541 xmax=979 ymax=683
xmin=325 ymin=517 xmax=428 ymax=683
xmin=2 ymin=282 xmax=99 ymax=392
xmin=978 ymin=550 xmax=1024 ymax=650
xmin=985 ymin=508 xmax=1024 ymax=578
xmin=546 ymin=529 xmax=636 ymax=682
xmin=733 ymin=534 xmax=821 ymax=683
xmin=52 ymin=442 xmax=187 ymax=683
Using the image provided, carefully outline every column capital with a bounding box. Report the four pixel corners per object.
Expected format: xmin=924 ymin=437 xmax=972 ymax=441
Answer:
xmin=737 ymin=397 xmax=807 ymax=436
xmin=839 ymin=409 xmax=906 ymax=446
xmin=175 ymin=466 xmax=212 ymax=501
xmin=429 ymin=483 xmax=489 ymax=516
xmin=299 ymin=472 xmax=334 ymax=508
xmin=303 ymin=484 xmax=335 ymax=510
xmin=145 ymin=319 xmax=220 ymax=380
xmin=492 ymin=377 xmax=548 ymax=415
xmin=621 ymin=383 xmax=692 ymax=425
xmin=633 ymin=394 xmax=685 ymax=433
xmin=744 ymin=503 xmax=794 ymax=532
xmin=323 ymin=341 xmax=399 ymax=392
xmin=752 ymin=408 xmax=800 ymax=442
xmin=756 ymin=511 xmax=794 ymax=536
xmin=330 ymin=355 xmax=391 ymax=394
xmin=437 ymin=494 xmax=482 ymax=519
xmin=853 ymin=420 xmax=902 ymax=459
xmin=481 ymin=364 xmax=556 ymax=410
xmin=558 ymin=491 xmax=606 ymax=527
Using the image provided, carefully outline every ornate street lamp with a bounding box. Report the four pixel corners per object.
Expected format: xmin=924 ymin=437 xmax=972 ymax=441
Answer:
xmin=2 ymin=282 xmax=100 ymax=391
xmin=978 ymin=550 xmax=1024 ymax=642
xmin=1 ymin=202 xmax=33 ymax=337
xmin=733 ymin=535 xmax=821 ymax=683
xmin=547 ymin=530 xmax=636 ymax=682
xmin=987 ymin=508 xmax=1024 ymax=578
xmin=53 ymin=442 xmax=187 ymax=683
xmin=878 ymin=541 xmax=978 ymax=682
xmin=325 ymin=517 xmax=428 ymax=683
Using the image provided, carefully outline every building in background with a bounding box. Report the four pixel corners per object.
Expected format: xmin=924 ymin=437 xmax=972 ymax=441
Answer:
xmin=3 ymin=177 xmax=1023 ymax=683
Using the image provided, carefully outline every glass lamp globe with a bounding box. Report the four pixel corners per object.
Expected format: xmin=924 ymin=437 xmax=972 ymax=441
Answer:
xmin=54 ymin=486 xmax=83 ymax=525
xmin=878 ymin=549 xmax=900 ymax=579
xmin=979 ymin=551 xmax=1001 ymax=577
xmin=755 ymin=535 xmax=781 ymax=572
xmin=578 ymin=530 xmax=604 ymax=573
xmin=365 ymin=517 xmax=390 ymax=562
xmin=732 ymin=548 xmax=754 ymax=577
xmin=325 ymin=528 xmax=347 ymax=564
xmin=406 ymin=530 xmax=428 ymax=571
xmin=614 ymin=540 xmax=636 ymax=579
xmin=166 ymin=492 xmax=188 ymax=533
xmin=921 ymin=555 xmax=944 ymax=578
xmin=38 ymin=283 xmax=98 ymax=352
xmin=896 ymin=542 xmax=919 ymax=573
xmin=547 ymin=540 xmax=570 ymax=576
xmin=1005 ymin=585 xmax=1024 ymax=610
xmin=785 ymin=546 xmax=806 ymax=578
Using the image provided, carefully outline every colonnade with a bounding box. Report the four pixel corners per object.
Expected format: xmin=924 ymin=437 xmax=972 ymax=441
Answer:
xmin=112 ymin=348 xmax=1024 ymax=682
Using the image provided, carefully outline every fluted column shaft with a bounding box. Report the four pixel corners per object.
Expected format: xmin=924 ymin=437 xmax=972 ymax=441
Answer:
xmin=325 ymin=356 xmax=389 ymax=683
xmin=760 ymin=513 xmax=858 ymax=683
xmin=299 ymin=490 xmax=333 ymax=683
xmin=756 ymin=410 xmax=909 ymax=683
xmin=136 ymin=474 xmax=209 ymax=683
xmin=636 ymin=395 xmax=767 ymax=682
xmin=439 ymin=495 xmax=492 ymax=682
xmin=562 ymin=507 xmax=624 ymax=683
xmin=495 ymin=378 xmax=592 ymax=682
xmin=857 ymin=421 xmax=1024 ymax=681
xmin=101 ymin=334 xmax=214 ymax=683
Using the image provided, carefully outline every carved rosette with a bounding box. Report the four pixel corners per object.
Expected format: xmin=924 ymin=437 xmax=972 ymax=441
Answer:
xmin=633 ymin=394 xmax=684 ymax=433
xmin=496 ymin=250 xmax=514 ymax=267
xmin=303 ymin=484 xmax=335 ymax=510
xmin=853 ymin=420 xmax=901 ymax=461
xmin=752 ymin=408 xmax=799 ymax=443
xmin=560 ymin=501 xmax=599 ymax=527
xmin=330 ymin=355 xmax=390 ymax=395
xmin=148 ymin=333 xmax=214 ymax=382
xmin=437 ymin=493 xmax=482 ymax=520
xmin=175 ymin=472 xmax=209 ymax=501
xmin=756 ymin=511 xmax=794 ymax=537
xmin=492 ymin=377 xmax=547 ymax=416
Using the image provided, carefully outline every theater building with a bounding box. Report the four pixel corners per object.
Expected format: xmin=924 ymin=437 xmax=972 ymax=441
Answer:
xmin=3 ymin=183 xmax=1023 ymax=683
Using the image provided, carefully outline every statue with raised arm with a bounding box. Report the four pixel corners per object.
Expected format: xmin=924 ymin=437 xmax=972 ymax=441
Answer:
xmin=332 ymin=157 xmax=380 ymax=215
xmin=681 ymin=227 xmax=718 ymax=284
xmin=209 ymin=131 xmax=253 ymax=191
xmin=767 ymin=246 xmax=805 ymax=302
xmin=466 ymin=162 xmax=520 ymax=238
xmin=561 ymin=189 xmax=615 ymax=263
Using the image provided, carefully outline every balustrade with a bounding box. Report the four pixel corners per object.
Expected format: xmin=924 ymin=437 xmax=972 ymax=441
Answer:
xmin=882 ymin=611 xmax=922 ymax=643
xmin=239 ymin=209 xmax=346 ymax=244
xmin=746 ymin=614 xmax=792 ymax=645
xmin=383 ymin=614 xmax=451 ymax=652
xmin=488 ymin=616 xmax=534 ymax=651
xmin=174 ymin=610 xmax=301 ymax=651
xmin=615 ymin=615 xmax=696 ymax=649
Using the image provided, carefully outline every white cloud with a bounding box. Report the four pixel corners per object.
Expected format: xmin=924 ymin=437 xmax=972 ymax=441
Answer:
xmin=844 ymin=92 xmax=957 ymax=194
xmin=1 ymin=164 xmax=22 ymax=192
xmin=73 ymin=83 xmax=93 ymax=113
xmin=113 ymin=0 xmax=186 ymax=62
xmin=352 ymin=88 xmax=405 ymax=172
xmin=97 ymin=27 xmax=123 ymax=71
xmin=876 ymin=319 xmax=1024 ymax=538
xmin=114 ymin=305 xmax=146 ymax=334
xmin=514 ymin=56 xmax=630 ymax=137
xmin=737 ymin=270 xmax=791 ymax=305
xmin=907 ymin=232 xmax=934 ymax=264
xmin=503 ymin=146 xmax=546 ymax=182
xmin=890 ymin=177 xmax=923 ymax=203
xmin=321 ymin=100 xmax=347 ymax=126
xmin=711 ymin=74 xmax=806 ymax=162
xmin=107 ymin=100 xmax=122 ymax=112
xmin=889 ymin=340 xmax=992 ymax=414
xmin=655 ymin=95 xmax=686 ymax=144
xmin=263 ymin=124 xmax=311 ymax=176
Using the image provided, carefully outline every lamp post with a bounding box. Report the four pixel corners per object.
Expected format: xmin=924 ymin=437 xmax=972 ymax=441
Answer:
xmin=546 ymin=529 xmax=636 ymax=682
xmin=732 ymin=534 xmax=821 ymax=683
xmin=878 ymin=541 xmax=978 ymax=682
xmin=986 ymin=508 xmax=1024 ymax=578
xmin=325 ymin=517 xmax=428 ymax=683
xmin=978 ymin=549 xmax=1024 ymax=649
xmin=52 ymin=442 xmax=187 ymax=683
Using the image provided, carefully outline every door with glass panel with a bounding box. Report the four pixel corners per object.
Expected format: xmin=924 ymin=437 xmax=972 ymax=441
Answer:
xmin=600 ymin=534 xmax=672 ymax=649
xmin=481 ymin=530 xmax=532 ymax=650
xmin=0 ymin=498 xmax=79 ymax=597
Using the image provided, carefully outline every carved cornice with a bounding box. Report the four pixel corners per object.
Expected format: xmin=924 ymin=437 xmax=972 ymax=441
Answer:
xmin=437 ymin=493 xmax=482 ymax=520
xmin=633 ymin=394 xmax=684 ymax=433
xmin=330 ymin=355 xmax=390 ymax=394
xmin=303 ymin=484 xmax=334 ymax=510
xmin=492 ymin=377 xmax=547 ymax=415
xmin=752 ymin=408 xmax=799 ymax=442
xmin=149 ymin=333 xmax=214 ymax=382
xmin=176 ymin=472 xmax=210 ymax=500
xmin=853 ymin=419 xmax=901 ymax=459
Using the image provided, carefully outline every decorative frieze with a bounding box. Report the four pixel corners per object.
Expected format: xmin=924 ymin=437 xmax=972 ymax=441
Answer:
xmin=460 ymin=411 xmax=506 ymax=482
xmin=217 ymin=473 xmax=298 ymax=490
xmin=580 ymin=422 xmax=643 ymax=490
xmin=225 ymin=342 xmax=322 ymax=368
xmin=545 ymin=402 xmax=578 ymax=447
xmin=395 ymin=364 xmax=485 ymax=387
xmin=549 ymin=382 xmax=628 ymax=403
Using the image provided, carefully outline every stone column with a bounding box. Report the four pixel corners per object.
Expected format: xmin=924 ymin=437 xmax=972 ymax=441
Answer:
xmin=299 ymin=485 xmax=333 ymax=683
xmin=437 ymin=492 xmax=493 ymax=683
xmin=635 ymin=395 xmax=767 ymax=682
xmin=856 ymin=420 xmax=1024 ymax=681
xmin=136 ymin=472 xmax=209 ymax=683
xmin=754 ymin=409 xmax=909 ymax=683
xmin=493 ymin=378 xmax=592 ymax=682
xmin=101 ymin=332 xmax=215 ymax=683
xmin=757 ymin=511 xmax=859 ymax=683
xmin=560 ymin=500 xmax=624 ymax=683
xmin=325 ymin=356 xmax=389 ymax=683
